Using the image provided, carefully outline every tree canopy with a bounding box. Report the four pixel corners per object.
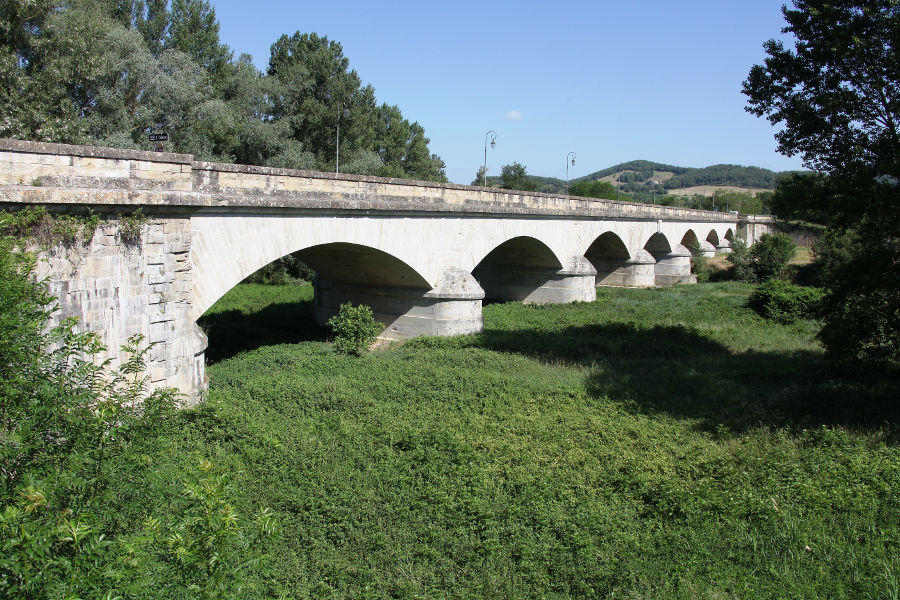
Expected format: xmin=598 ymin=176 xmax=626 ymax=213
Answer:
xmin=0 ymin=0 xmax=446 ymax=181
xmin=499 ymin=162 xmax=538 ymax=192
xmin=744 ymin=0 xmax=900 ymax=363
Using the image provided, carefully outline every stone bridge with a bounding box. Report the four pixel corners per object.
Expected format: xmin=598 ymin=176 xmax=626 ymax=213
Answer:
xmin=0 ymin=139 xmax=774 ymax=401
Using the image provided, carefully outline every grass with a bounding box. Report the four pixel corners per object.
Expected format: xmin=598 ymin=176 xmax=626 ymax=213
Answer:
xmin=127 ymin=282 xmax=899 ymax=599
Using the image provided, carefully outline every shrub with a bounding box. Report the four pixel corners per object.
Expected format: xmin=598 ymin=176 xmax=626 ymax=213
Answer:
xmin=748 ymin=279 xmax=825 ymax=324
xmin=688 ymin=243 xmax=710 ymax=283
xmin=727 ymin=234 xmax=797 ymax=283
xmin=727 ymin=237 xmax=757 ymax=283
xmin=750 ymin=232 xmax=796 ymax=281
xmin=118 ymin=208 xmax=148 ymax=246
xmin=327 ymin=302 xmax=383 ymax=355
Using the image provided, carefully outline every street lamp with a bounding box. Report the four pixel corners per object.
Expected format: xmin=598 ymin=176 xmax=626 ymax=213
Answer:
xmin=483 ymin=130 xmax=496 ymax=186
xmin=565 ymin=152 xmax=576 ymax=195
xmin=336 ymin=107 xmax=350 ymax=174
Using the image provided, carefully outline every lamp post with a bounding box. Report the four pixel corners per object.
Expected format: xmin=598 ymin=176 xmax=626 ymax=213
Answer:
xmin=483 ymin=130 xmax=496 ymax=186
xmin=336 ymin=107 xmax=350 ymax=174
xmin=565 ymin=152 xmax=576 ymax=195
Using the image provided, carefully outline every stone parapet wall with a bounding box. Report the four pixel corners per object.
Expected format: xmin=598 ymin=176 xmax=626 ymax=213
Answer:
xmin=1 ymin=138 xmax=746 ymax=223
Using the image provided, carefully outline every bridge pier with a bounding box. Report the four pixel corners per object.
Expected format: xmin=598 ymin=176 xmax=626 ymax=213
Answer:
xmin=473 ymin=256 xmax=596 ymax=304
xmin=716 ymin=240 xmax=732 ymax=254
xmin=651 ymin=244 xmax=695 ymax=286
xmin=313 ymin=269 xmax=485 ymax=339
xmin=595 ymin=249 xmax=656 ymax=288
xmin=698 ymin=241 xmax=717 ymax=258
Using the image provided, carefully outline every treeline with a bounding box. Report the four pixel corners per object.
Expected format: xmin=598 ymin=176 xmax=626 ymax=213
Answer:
xmin=662 ymin=164 xmax=786 ymax=190
xmin=0 ymin=0 xmax=447 ymax=180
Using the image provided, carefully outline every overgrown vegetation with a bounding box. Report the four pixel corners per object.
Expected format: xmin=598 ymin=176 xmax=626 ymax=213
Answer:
xmin=0 ymin=206 xmax=98 ymax=250
xmin=178 ymin=281 xmax=900 ymax=599
xmin=0 ymin=236 xmax=279 ymax=598
xmin=748 ymin=279 xmax=825 ymax=323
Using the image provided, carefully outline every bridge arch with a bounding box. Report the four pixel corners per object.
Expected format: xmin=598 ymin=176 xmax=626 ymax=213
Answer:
xmin=471 ymin=235 xmax=594 ymax=303
xmin=586 ymin=232 xmax=630 ymax=285
xmin=680 ymin=229 xmax=701 ymax=250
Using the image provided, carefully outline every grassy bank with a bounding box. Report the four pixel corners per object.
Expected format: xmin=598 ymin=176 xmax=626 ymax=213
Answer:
xmin=134 ymin=283 xmax=899 ymax=598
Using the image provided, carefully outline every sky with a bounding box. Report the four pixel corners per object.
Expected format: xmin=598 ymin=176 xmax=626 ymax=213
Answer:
xmin=212 ymin=0 xmax=805 ymax=185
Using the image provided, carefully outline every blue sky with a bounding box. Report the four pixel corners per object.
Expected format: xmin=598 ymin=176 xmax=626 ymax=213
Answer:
xmin=212 ymin=0 xmax=804 ymax=184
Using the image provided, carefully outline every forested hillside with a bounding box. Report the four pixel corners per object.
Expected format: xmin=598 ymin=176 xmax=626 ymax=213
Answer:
xmin=0 ymin=0 xmax=447 ymax=180
xmin=484 ymin=160 xmax=795 ymax=212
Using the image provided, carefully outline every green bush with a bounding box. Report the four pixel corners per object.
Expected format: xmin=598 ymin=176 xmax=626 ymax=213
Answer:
xmin=750 ymin=232 xmax=796 ymax=281
xmin=748 ymin=279 xmax=825 ymax=323
xmin=727 ymin=237 xmax=757 ymax=282
xmin=688 ymin=243 xmax=710 ymax=283
xmin=727 ymin=234 xmax=797 ymax=283
xmin=327 ymin=302 xmax=383 ymax=355
xmin=0 ymin=235 xmax=277 ymax=598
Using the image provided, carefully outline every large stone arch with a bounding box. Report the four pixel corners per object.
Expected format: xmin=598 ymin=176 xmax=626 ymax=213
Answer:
xmin=190 ymin=214 xmax=443 ymax=320
xmin=473 ymin=235 xmax=595 ymax=303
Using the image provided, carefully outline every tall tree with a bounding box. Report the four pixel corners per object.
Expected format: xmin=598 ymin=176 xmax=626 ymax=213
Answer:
xmin=744 ymin=0 xmax=900 ymax=363
xmin=499 ymin=162 xmax=538 ymax=191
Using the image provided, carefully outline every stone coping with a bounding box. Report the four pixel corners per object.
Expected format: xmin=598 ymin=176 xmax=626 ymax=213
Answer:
xmin=0 ymin=137 xmax=193 ymax=165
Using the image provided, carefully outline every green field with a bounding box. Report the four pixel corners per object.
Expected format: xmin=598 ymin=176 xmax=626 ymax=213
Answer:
xmin=133 ymin=283 xmax=900 ymax=598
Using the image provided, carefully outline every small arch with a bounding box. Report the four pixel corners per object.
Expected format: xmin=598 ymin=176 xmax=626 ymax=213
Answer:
xmin=472 ymin=236 xmax=563 ymax=302
xmin=680 ymin=230 xmax=700 ymax=251
xmin=585 ymin=232 xmax=631 ymax=286
xmin=706 ymin=230 xmax=720 ymax=247
xmin=643 ymin=232 xmax=672 ymax=257
xmin=724 ymin=229 xmax=735 ymax=242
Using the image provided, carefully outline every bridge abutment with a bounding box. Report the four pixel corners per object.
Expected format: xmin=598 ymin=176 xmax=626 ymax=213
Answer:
xmin=33 ymin=216 xmax=208 ymax=404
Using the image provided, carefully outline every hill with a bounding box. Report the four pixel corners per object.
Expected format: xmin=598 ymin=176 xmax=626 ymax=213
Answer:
xmin=483 ymin=160 xmax=801 ymax=200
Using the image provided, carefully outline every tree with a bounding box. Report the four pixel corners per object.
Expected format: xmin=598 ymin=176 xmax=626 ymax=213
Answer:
xmin=472 ymin=166 xmax=488 ymax=186
xmin=499 ymin=162 xmax=538 ymax=191
xmin=743 ymin=0 xmax=900 ymax=363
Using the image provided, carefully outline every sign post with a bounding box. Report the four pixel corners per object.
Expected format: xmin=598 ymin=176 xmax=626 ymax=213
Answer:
xmin=149 ymin=132 xmax=168 ymax=152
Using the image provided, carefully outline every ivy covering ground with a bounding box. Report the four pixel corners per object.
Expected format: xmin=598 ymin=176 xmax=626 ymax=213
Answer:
xmin=158 ymin=282 xmax=900 ymax=599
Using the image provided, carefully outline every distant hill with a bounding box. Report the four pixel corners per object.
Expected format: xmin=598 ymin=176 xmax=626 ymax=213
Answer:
xmin=483 ymin=160 xmax=802 ymax=199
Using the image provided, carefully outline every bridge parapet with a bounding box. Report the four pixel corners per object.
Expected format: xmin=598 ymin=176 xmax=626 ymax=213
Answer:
xmin=2 ymin=138 xmax=757 ymax=225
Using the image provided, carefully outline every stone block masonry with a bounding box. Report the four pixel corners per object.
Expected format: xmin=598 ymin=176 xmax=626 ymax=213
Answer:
xmin=33 ymin=215 xmax=207 ymax=403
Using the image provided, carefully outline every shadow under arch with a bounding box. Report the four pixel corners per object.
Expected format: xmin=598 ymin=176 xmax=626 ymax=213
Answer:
xmin=680 ymin=229 xmax=700 ymax=250
xmin=586 ymin=231 xmax=632 ymax=286
xmin=644 ymin=232 xmax=672 ymax=257
xmin=199 ymin=242 xmax=439 ymax=361
xmin=472 ymin=236 xmax=566 ymax=302
xmin=706 ymin=229 xmax=720 ymax=247
xmin=645 ymin=232 xmax=692 ymax=286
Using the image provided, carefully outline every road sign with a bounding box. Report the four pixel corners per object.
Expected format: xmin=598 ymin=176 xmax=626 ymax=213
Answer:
xmin=148 ymin=133 xmax=168 ymax=142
